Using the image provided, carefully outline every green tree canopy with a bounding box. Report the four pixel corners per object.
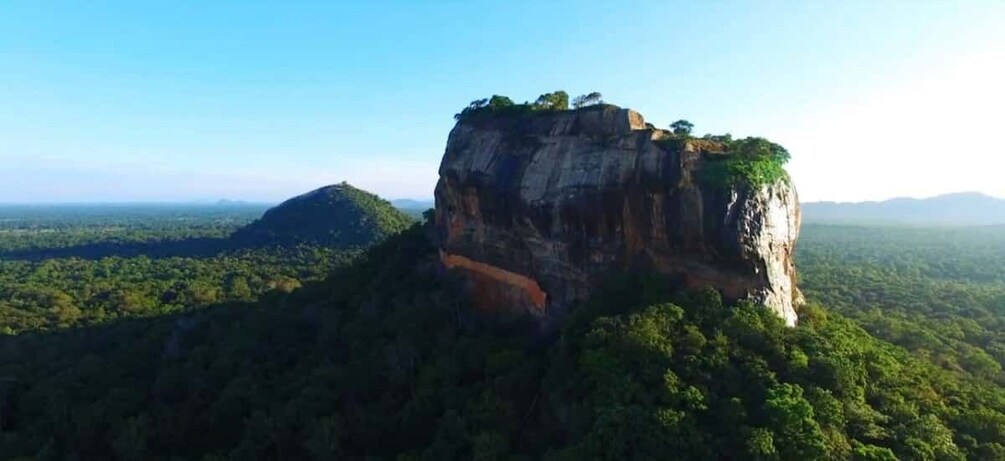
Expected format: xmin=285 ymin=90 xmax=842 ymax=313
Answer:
xmin=533 ymin=90 xmax=569 ymax=111
xmin=572 ymin=92 xmax=603 ymax=108
xmin=487 ymin=95 xmax=515 ymax=109
xmin=671 ymin=119 xmax=694 ymax=135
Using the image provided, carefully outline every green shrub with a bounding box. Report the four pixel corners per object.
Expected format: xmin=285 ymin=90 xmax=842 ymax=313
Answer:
xmin=702 ymin=137 xmax=791 ymax=188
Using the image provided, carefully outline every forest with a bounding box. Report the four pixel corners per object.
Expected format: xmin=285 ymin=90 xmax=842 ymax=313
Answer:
xmin=1 ymin=208 xmax=1004 ymax=460
xmin=0 ymin=205 xmax=359 ymax=334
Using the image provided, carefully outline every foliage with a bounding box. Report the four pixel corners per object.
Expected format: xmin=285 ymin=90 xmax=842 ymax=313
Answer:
xmin=2 ymin=219 xmax=1005 ymax=459
xmin=701 ymin=132 xmax=733 ymax=144
xmin=0 ymin=203 xmax=376 ymax=334
xmin=797 ymin=224 xmax=1005 ymax=383
xmin=487 ymin=95 xmax=515 ymax=109
xmin=453 ymin=90 xmax=578 ymax=121
xmin=533 ymin=90 xmax=569 ymax=111
xmin=572 ymin=92 xmax=603 ymax=108
xmin=670 ymin=119 xmax=694 ymax=136
xmin=702 ymin=136 xmax=792 ymax=188
xmin=454 ymin=96 xmax=534 ymax=121
xmin=0 ymin=203 xmax=267 ymax=255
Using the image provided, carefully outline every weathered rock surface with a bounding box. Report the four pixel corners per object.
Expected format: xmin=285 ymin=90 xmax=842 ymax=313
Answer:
xmin=434 ymin=105 xmax=801 ymax=326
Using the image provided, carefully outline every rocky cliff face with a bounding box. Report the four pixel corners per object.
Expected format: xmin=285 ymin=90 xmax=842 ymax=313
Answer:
xmin=434 ymin=105 xmax=801 ymax=326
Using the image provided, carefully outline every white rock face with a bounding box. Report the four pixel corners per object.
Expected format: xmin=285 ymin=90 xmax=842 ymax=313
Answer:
xmin=732 ymin=183 xmax=801 ymax=326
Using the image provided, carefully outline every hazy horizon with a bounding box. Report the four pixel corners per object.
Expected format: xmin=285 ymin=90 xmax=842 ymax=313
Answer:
xmin=3 ymin=190 xmax=1005 ymax=207
xmin=2 ymin=1 xmax=1003 ymax=203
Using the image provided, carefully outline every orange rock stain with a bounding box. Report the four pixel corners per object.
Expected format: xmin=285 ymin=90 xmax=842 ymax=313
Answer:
xmin=440 ymin=251 xmax=547 ymax=314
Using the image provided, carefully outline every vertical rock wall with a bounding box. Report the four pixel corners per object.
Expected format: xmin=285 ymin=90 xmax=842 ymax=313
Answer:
xmin=434 ymin=105 xmax=801 ymax=326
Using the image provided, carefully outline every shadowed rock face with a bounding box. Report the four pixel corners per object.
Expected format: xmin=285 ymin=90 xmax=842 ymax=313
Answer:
xmin=434 ymin=104 xmax=801 ymax=327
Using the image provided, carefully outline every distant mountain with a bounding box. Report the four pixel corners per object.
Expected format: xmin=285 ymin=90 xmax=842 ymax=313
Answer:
xmin=213 ymin=199 xmax=269 ymax=207
xmin=391 ymin=198 xmax=434 ymax=210
xmin=391 ymin=198 xmax=435 ymax=219
xmin=390 ymin=198 xmax=434 ymax=210
xmin=232 ymin=182 xmax=413 ymax=247
xmin=803 ymin=192 xmax=1005 ymax=225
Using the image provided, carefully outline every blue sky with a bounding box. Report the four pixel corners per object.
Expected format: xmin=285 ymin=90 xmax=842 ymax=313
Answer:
xmin=1 ymin=1 xmax=1003 ymax=203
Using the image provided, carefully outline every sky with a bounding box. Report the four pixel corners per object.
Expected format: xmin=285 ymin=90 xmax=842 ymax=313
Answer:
xmin=1 ymin=1 xmax=1003 ymax=203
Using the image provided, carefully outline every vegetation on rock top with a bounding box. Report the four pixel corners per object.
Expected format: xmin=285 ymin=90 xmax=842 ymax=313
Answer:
xmin=455 ymin=92 xmax=793 ymax=190
xmin=453 ymin=91 xmax=605 ymax=122
xmin=700 ymin=136 xmax=792 ymax=189
xmin=656 ymin=120 xmax=791 ymax=189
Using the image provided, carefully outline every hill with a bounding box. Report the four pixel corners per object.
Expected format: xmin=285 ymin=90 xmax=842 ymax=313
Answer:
xmin=232 ymin=182 xmax=413 ymax=248
xmin=804 ymin=192 xmax=1005 ymax=225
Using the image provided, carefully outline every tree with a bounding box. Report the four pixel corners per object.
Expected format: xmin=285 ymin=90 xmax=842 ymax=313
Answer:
xmin=533 ymin=91 xmax=569 ymax=111
xmin=269 ymin=276 xmax=302 ymax=293
xmin=465 ymin=98 xmax=489 ymax=111
xmin=764 ymin=384 xmax=828 ymax=459
xmin=109 ymin=289 xmax=148 ymax=315
xmin=670 ymin=119 xmax=694 ymax=136
xmin=702 ymin=133 xmax=733 ymax=144
xmin=112 ymin=414 xmax=153 ymax=460
xmin=851 ymin=442 xmax=898 ymax=461
xmin=422 ymin=208 xmax=436 ymax=223
xmin=454 ymin=98 xmax=489 ymax=120
xmin=572 ymin=92 xmax=603 ymax=109
xmin=745 ymin=428 xmax=779 ymax=460
xmin=487 ymin=95 xmax=515 ymax=109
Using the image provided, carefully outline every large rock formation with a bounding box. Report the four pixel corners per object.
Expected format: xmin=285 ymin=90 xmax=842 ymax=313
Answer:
xmin=434 ymin=104 xmax=801 ymax=326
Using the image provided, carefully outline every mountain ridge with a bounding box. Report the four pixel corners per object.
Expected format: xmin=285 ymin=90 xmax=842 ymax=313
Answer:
xmin=804 ymin=192 xmax=1005 ymax=225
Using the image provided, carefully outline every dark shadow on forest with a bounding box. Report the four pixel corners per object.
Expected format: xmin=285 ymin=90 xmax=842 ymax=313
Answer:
xmin=0 ymin=236 xmax=279 ymax=261
xmin=0 ymin=293 xmax=286 ymax=433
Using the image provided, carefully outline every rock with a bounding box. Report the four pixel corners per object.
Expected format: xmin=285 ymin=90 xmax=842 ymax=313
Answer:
xmin=434 ymin=104 xmax=802 ymax=326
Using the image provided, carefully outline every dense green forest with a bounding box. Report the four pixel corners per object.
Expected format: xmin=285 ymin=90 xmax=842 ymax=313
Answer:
xmin=0 ymin=205 xmax=358 ymax=334
xmin=0 ymin=204 xmax=267 ymax=255
xmin=796 ymin=224 xmax=1005 ymax=383
xmin=1 ymin=212 xmax=1004 ymax=459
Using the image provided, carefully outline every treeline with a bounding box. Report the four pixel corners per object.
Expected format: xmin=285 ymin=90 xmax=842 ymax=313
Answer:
xmin=0 ymin=204 xmax=267 ymax=254
xmin=454 ymin=91 xmax=604 ymax=121
xmin=0 ymin=207 xmax=357 ymax=334
xmin=0 ymin=246 xmax=355 ymax=334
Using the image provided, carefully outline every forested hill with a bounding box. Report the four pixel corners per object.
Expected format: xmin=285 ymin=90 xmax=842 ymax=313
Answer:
xmin=232 ymin=182 xmax=413 ymax=248
xmin=0 ymin=184 xmax=415 ymax=262
xmin=804 ymin=192 xmax=1005 ymax=225
xmin=2 ymin=221 xmax=1005 ymax=459
xmin=0 ymin=184 xmax=414 ymax=334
